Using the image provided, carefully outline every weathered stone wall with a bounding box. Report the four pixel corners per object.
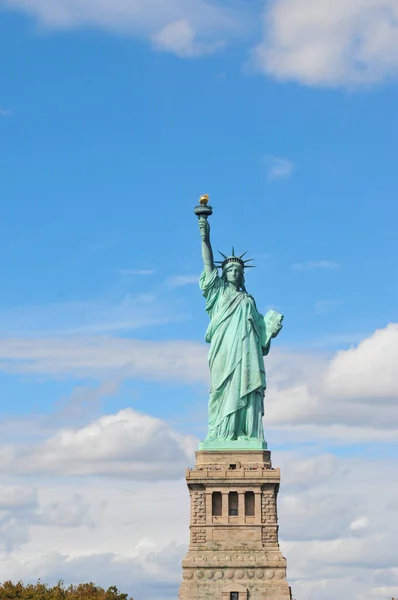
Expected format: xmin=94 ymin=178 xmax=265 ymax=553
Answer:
xmin=190 ymin=487 xmax=206 ymax=525
xmin=191 ymin=528 xmax=206 ymax=544
xmin=261 ymin=485 xmax=278 ymax=546
xmin=179 ymin=577 xmax=291 ymax=600
xmin=178 ymin=451 xmax=291 ymax=600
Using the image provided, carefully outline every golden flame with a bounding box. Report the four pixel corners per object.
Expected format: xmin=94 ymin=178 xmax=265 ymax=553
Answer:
xmin=199 ymin=194 xmax=209 ymax=205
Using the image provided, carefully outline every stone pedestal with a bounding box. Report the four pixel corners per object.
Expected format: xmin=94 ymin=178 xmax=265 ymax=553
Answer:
xmin=178 ymin=450 xmax=292 ymax=600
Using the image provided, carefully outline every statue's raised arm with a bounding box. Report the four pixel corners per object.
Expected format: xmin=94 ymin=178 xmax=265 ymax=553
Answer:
xmin=193 ymin=195 xmax=284 ymax=451
xmin=196 ymin=195 xmax=214 ymax=277
xmin=198 ymin=217 xmax=214 ymax=276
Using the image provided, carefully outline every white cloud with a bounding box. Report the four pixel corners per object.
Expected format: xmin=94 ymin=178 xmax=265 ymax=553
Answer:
xmin=276 ymin=452 xmax=398 ymax=598
xmin=0 ymin=476 xmax=188 ymax=598
xmin=44 ymin=380 xmax=121 ymax=429
xmin=1 ymin=548 xmax=184 ymax=600
xmin=0 ymin=294 xmax=186 ymax=336
xmin=0 ymin=329 xmax=396 ymax=599
xmin=38 ymin=494 xmax=94 ymax=528
xmin=264 ymin=155 xmax=295 ymax=181
xmin=0 ymin=449 xmax=397 ymax=600
xmin=3 ymin=0 xmax=245 ymax=57
xmin=292 ymin=260 xmax=340 ymax=271
xmin=324 ymin=322 xmax=398 ymax=399
xmin=350 ymin=516 xmax=369 ymax=531
xmin=152 ymin=19 xmax=223 ymax=57
xmin=165 ymin=274 xmax=199 ymax=288
xmin=309 ymin=331 xmax=370 ymax=348
xmin=0 ymin=324 xmax=397 ymax=441
xmin=264 ymin=323 xmax=398 ymax=437
xmin=314 ymin=298 xmax=340 ymax=314
xmin=0 ymin=323 xmax=397 ymax=439
xmin=0 ymin=408 xmax=196 ymax=480
xmin=252 ymin=0 xmax=398 ymax=87
xmin=0 ymin=336 xmax=208 ymax=381
xmin=4 ymin=0 xmax=398 ymax=87
xmin=0 ymin=325 xmax=396 ymax=599
xmin=118 ymin=269 xmax=155 ymax=276
xmin=0 ymin=485 xmax=37 ymax=511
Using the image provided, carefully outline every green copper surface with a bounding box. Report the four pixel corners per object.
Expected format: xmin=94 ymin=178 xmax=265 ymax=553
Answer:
xmin=198 ymin=439 xmax=268 ymax=451
xmin=196 ymin=203 xmax=283 ymax=449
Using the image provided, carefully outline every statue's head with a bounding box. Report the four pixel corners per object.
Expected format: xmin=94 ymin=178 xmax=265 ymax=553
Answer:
xmin=216 ymin=248 xmax=254 ymax=292
xmin=222 ymin=262 xmax=244 ymax=290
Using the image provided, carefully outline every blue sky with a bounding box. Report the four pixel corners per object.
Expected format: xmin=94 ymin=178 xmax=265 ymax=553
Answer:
xmin=0 ymin=2 xmax=398 ymax=599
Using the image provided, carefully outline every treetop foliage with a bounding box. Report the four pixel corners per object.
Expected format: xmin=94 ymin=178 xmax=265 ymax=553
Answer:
xmin=0 ymin=581 xmax=133 ymax=600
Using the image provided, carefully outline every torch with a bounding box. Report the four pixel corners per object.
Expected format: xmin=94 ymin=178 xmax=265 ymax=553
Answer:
xmin=194 ymin=194 xmax=213 ymax=220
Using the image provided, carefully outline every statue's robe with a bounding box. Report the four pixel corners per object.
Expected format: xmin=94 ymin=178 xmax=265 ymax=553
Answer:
xmin=200 ymin=269 xmax=280 ymax=441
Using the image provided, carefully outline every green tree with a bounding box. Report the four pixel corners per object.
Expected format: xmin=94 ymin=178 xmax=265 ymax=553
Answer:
xmin=0 ymin=581 xmax=133 ymax=600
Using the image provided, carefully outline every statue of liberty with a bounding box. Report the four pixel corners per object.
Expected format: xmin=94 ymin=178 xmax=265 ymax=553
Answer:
xmin=195 ymin=195 xmax=283 ymax=449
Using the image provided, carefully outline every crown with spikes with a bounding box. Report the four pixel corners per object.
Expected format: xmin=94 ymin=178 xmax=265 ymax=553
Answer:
xmin=214 ymin=247 xmax=255 ymax=270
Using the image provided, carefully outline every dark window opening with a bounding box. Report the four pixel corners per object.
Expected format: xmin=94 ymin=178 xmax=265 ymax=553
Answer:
xmin=230 ymin=593 xmax=239 ymax=600
xmin=229 ymin=464 xmax=237 ymax=470
xmin=245 ymin=491 xmax=255 ymax=516
xmin=212 ymin=492 xmax=222 ymax=516
xmin=229 ymin=491 xmax=238 ymax=516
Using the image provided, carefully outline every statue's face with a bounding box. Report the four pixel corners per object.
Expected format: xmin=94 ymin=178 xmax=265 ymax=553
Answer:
xmin=224 ymin=263 xmax=243 ymax=287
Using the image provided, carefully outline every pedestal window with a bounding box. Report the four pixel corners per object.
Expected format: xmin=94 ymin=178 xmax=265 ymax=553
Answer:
xmin=212 ymin=492 xmax=222 ymax=516
xmin=245 ymin=491 xmax=255 ymax=516
xmin=228 ymin=492 xmax=238 ymax=516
